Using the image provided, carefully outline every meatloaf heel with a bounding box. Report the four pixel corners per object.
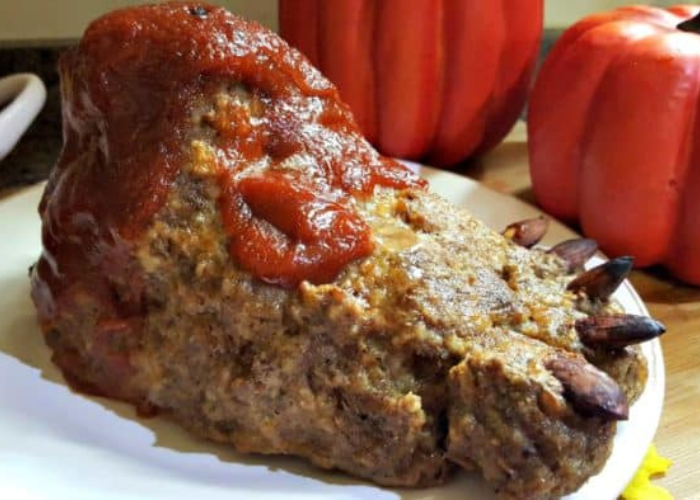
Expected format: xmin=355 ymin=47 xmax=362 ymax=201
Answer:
xmin=446 ymin=333 xmax=617 ymax=500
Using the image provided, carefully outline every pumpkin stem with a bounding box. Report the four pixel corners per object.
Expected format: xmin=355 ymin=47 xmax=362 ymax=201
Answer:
xmin=678 ymin=11 xmax=700 ymax=34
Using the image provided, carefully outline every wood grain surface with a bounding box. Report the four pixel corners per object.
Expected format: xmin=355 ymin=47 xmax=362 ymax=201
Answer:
xmin=474 ymin=122 xmax=700 ymax=500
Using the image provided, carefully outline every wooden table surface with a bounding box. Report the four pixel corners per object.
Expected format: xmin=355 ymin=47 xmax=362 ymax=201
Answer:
xmin=1 ymin=122 xmax=697 ymax=498
xmin=475 ymin=123 xmax=700 ymax=499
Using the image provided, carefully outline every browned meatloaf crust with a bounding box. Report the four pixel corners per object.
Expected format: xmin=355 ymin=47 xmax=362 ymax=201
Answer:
xmin=35 ymin=172 xmax=648 ymax=498
xmin=31 ymin=4 xmax=649 ymax=500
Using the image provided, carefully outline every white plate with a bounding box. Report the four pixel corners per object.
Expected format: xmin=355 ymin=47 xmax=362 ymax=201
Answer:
xmin=0 ymin=168 xmax=664 ymax=500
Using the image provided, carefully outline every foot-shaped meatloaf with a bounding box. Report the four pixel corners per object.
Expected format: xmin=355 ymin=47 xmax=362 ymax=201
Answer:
xmin=31 ymin=4 xmax=662 ymax=499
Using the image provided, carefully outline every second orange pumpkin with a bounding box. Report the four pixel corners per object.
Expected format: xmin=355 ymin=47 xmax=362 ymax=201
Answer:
xmin=528 ymin=5 xmax=700 ymax=285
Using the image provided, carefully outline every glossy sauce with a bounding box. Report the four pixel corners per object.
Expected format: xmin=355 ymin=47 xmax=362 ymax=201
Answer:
xmin=33 ymin=3 xmax=426 ymax=349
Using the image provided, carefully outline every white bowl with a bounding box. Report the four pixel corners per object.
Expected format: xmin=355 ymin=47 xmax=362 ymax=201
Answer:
xmin=0 ymin=73 xmax=46 ymax=161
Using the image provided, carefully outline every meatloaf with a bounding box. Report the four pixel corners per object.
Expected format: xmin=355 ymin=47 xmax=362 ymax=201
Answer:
xmin=31 ymin=4 xmax=659 ymax=499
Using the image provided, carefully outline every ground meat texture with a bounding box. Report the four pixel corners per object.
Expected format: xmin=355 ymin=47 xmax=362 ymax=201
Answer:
xmin=31 ymin=4 xmax=648 ymax=500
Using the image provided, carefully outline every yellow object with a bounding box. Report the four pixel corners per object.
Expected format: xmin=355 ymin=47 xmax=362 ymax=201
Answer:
xmin=622 ymin=444 xmax=673 ymax=500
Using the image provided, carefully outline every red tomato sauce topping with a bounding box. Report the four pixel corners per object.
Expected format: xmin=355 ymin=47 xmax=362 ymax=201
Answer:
xmin=34 ymin=1 xmax=427 ymax=329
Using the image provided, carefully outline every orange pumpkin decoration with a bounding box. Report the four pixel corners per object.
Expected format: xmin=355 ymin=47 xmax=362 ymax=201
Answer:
xmin=528 ymin=5 xmax=700 ymax=285
xmin=280 ymin=0 xmax=543 ymax=166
